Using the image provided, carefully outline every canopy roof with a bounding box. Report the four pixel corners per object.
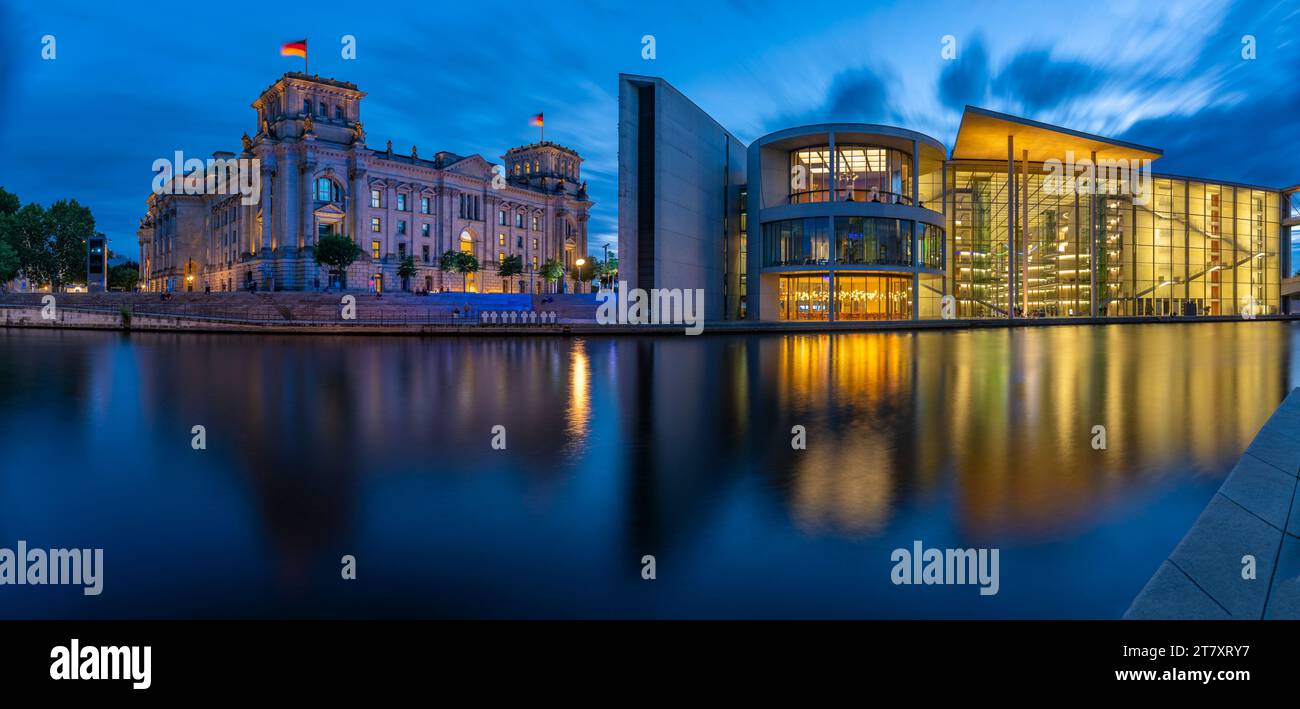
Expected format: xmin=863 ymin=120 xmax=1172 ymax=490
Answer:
xmin=952 ymin=106 xmax=1163 ymax=162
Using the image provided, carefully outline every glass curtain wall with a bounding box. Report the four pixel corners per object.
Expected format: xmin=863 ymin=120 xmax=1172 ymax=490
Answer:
xmin=948 ymin=164 xmax=1281 ymax=318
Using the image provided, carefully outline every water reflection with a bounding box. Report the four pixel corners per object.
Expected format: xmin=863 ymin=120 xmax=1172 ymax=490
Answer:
xmin=0 ymin=322 xmax=1294 ymax=618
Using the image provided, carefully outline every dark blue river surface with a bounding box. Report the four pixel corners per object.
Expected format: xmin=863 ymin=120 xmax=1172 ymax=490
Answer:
xmin=2 ymin=322 xmax=1298 ymax=618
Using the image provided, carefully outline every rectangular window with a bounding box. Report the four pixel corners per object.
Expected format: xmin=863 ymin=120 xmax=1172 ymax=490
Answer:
xmin=421 ymin=223 xmax=430 ymax=237
xmin=318 ymin=101 xmax=327 ymax=116
xmin=532 ymin=215 xmax=540 ymax=230
xmin=515 ymin=213 xmax=524 ymax=228
xmin=335 ymin=105 xmax=344 ymax=120
xmin=499 ymin=233 xmax=506 ymax=246
xmin=499 ymin=251 xmax=505 ymax=264
xmin=371 ymin=190 xmax=382 ymax=208
xmin=498 ymin=210 xmax=507 ymax=226
xmin=422 ymin=245 xmax=430 ymax=263
xmin=397 ymin=194 xmax=407 ymax=211
xmin=421 ymin=197 xmax=430 ymax=214
xmin=302 ymin=99 xmax=311 ymax=114
xmin=532 ymin=256 xmax=538 ymax=271
xmin=397 ymin=220 xmax=406 ymax=235
xmin=517 ymin=236 xmax=523 ymax=249
xmin=398 ymin=243 xmax=407 ymax=258
xmin=371 ymin=240 xmax=381 ymax=259
xmin=371 ymin=217 xmax=381 ymax=232
xmin=532 ymin=238 xmax=539 ymax=250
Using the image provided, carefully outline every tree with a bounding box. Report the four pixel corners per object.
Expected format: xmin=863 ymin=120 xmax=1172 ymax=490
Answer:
xmin=497 ymin=254 xmax=523 ymax=293
xmin=540 ymin=258 xmax=565 ymax=293
xmin=7 ymin=203 xmax=54 ymax=288
xmin=315 ymin=233 xmax=361 ymax=289
xmin=0 ymin=240 xmax=19 ymax=287
xmin=597 ymin=255 xmax=619 ymax=288
xmin=47 ymin=199 xmax=95 ymax=289
xmin=439 ymin=250 xmax=479 ymax=292
xmin=108 ymin=261 xmax=139 ymax=292
xmin=397 ymin=256 xmax=417 ymax=291
xmin=456 ymin=251 xmax=479 ymax=292
xmin=0 ymin=187 xmax=19 ymax=217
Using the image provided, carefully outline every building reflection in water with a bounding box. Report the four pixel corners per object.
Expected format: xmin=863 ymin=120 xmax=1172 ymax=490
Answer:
xmin=753 ymin=324 xmax=1291 ymax=540
xmin=0 ymin=322 xmax=1294 ymax=617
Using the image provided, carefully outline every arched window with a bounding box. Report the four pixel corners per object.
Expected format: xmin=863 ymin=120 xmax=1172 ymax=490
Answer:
xmin=316 ymin=177 xmax=341 ymax=203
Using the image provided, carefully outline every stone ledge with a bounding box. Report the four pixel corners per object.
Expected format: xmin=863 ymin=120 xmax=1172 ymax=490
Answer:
xmin=1126 ymin=387 xmax=1300 ymax=619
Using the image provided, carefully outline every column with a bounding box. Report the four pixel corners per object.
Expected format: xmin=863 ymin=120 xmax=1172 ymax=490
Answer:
xmin=911 ymin=139 xmax=920 ymax=321
xmin=1007 ymin=135 xmax=1015 ymax=319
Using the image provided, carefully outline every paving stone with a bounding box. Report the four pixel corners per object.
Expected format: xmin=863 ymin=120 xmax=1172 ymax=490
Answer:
xmin=1168 ymin=494 xmax=1280 ymax=618
xmin=1125 ymin=561 xmax=1232 ymax=620
xmin=1263 ymin=536 xmax=1300 ymax=619
xmin=1218 ymin=454 xmax=1298 ymax=531
xmin=1244 ymin=428 xmax=1300 ymax=477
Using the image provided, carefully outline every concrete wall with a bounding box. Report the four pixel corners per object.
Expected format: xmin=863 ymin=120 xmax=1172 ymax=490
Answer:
xmin=618 ymin=74 xmax=746 ymax=321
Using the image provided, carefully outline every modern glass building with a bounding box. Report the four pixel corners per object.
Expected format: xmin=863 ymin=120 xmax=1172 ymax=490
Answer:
xmin=617 ymin=74 xmax=1299 ymax=322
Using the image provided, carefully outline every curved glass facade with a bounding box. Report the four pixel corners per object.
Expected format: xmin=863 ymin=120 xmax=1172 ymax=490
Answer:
xmin=790 ymin=145 xmax=912 ymax=205
xmin=764 ymin=216 xmax=944 ymax=269
xmin=763 ymin=217 xmax=831 ymax=266
xmin=834 ymin=216 xmax=910 ymax=266
xmin=776 ymin=273 xmax=913 ymax=321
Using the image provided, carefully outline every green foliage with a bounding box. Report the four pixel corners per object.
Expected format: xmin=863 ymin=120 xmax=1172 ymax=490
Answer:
xmin=108 ymin=261 xmax=139 ymax=292
xmin=6 ymin=203 xmax=55 ymax=287
xmin=0 ymin=187 xmax=19 ymax=217
xmin=315 ymin=234 xmax=362 ymax=278
xmin=496 ymin=254 xmax=523 ymax=292
xmin=440 ymin=250 xmax=480 ymax=291
xmin=540 ymin=258 xmax=565 ymax=282
xmin=47 ymin=199 xmax=95 ymax=288
xmin=0 ymin=240 xmax=19 ymax=284
xmin=0 ymin=190 xmax=96 ymax=289
xmin=397 ymin=256 xmax=417 ymax=278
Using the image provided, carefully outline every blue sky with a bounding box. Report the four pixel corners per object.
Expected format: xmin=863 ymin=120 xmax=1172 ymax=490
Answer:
xmin=1 ymin=0 xmax=1296 ymax=258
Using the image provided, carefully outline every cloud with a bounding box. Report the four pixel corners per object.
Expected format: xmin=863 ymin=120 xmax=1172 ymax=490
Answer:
xmin=992 ymin=49 xmax=1101 ymax=113
xmin=938 ymin=36 xmax=990 ymax=108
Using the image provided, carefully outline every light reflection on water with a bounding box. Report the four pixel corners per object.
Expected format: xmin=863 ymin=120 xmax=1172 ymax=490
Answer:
xmin=0 ymin=322 xmax=1295 ymax=618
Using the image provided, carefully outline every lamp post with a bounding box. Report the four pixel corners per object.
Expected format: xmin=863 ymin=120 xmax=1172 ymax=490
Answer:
xmin=575 ymin=257 xmax=586 ymax=294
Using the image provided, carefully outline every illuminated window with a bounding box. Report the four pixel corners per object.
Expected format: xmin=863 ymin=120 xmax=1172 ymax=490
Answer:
xmin=532 ymin=256 xmax=538 ymax=271
xmin=499 ymin=251 xmax=505 ymax=264
xmin=499 ymin=233 xmax=506 ymax=246
xmin=370 ymin=190 xmax=382 ymax=208
xmin=371 ymin=240 xmax=381 ymax=259
xmin=371 ymin=217 xmax=381 ymax=232
xmin=532 ymin=238 xmax=539 ymax=250
xmin=315 ymin=176 xmax=337 ymax=202
xmin=532 ymin=215 xmax=540 ymax=230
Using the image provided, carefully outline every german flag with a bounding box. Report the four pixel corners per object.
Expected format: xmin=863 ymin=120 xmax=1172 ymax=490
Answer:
xmin=280 ymin=39 xmax=307 ymax=58
xmin=529 ymin=113 xmax=544 ymax=127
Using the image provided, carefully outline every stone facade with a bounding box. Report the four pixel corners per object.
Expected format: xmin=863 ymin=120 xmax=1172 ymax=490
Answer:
xmin=138 ymin=72 xmax=592 ymax=293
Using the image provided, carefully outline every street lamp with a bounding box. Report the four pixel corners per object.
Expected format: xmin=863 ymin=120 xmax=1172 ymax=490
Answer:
xmin=575 ymin=258 xmax=586 ymax=294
